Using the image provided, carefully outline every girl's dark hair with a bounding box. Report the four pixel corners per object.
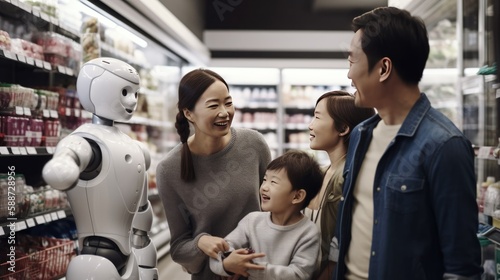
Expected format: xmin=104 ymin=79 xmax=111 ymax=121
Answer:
xmin=267 ymin=150 xmax=323 ymax=209
xmin=352 ymin=6 xmax=429 ymax=85
xmin=316 ymin=91 xmax=375 ymax=147
xmin=176 ymin=68 xmax=229 ymax=182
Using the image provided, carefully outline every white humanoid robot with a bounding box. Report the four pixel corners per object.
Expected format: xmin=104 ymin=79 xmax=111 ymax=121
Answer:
xmin=42 ymin=57 xmax=158 ymax=280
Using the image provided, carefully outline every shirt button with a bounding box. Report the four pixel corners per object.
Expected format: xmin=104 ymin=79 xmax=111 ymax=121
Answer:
xmin=374 ymin=219 xmax=378 ymax=224
xmin=372 ymin=251 xmax=376 ymax=256
xmin=376 ymin=187 xmax=381 ymax=192
xmin=401 ymin=185 xmax=407 ymax=191
xmin=340 ymin=196 xmax=344 ymax=201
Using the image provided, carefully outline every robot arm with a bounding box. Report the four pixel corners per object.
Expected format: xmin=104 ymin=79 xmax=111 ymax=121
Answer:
xmin=42 ymin=134 xmax=93 ymax=190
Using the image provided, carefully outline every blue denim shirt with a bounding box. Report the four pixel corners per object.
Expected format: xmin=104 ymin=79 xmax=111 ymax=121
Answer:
xmin=334 ymin=94 xmax=482 ymax=280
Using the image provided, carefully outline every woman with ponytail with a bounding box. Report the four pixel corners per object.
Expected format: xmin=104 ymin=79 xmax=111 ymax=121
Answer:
xmin=156 ymin=68 xmax=271 ymax=279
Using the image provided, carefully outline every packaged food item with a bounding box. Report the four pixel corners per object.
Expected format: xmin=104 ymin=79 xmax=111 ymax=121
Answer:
xmin=0 ymin=30 xmax=12 ymax=50
xmin=81 ymin=17 xmax=101 ymax=63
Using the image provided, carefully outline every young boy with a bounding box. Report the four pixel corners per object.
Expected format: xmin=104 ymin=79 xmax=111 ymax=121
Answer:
xmin=210 ymin=150 xmax=323 ymax=280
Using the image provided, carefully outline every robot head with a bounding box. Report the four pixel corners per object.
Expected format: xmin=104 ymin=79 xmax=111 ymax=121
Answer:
xmin=77 ymin=57 xmax=140 ymax=121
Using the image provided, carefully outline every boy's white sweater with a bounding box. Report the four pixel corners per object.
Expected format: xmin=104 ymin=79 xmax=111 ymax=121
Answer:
xmin=210 ymin=211 xmax=320 ymax=280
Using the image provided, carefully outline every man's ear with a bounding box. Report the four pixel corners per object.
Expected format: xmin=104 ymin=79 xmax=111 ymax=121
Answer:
xmin=292 ymin=189 xmax=306 ymax=205
xmin=379 ymin=57 xmax=392 ymax=82
xmin=183 ymin=108 xmax=193 ymax=123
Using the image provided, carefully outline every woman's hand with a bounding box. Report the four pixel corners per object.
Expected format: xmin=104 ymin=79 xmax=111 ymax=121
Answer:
xmin=222 ymin=248 xmax=266 ymax=277
xmin=197 ymin=235 xmax=230 ymax=259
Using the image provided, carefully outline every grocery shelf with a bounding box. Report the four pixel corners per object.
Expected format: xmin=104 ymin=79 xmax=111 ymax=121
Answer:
xmin=0 ymin=0 xmax=79 ymax=40
xmin=0 ymin=49 xmax=76 ymax=77
xmin=0 ymin=146 xmax=56 ymax=155
xmin=0 ymin=208 xmax=71 ymax=234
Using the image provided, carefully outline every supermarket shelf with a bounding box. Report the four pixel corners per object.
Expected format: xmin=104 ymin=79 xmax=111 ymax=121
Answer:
xmin=0 ymin=48 xmax=76 ymax=77
xmin=118 ymin=116 xmax=173 ymax=129
xmin=285 ymin=123 xmax=309 ymax=130
xmin=283 ymin=143 xmax=310 ymax=150
xmin=233 ymin=122 xmax=278 ymax=130
xmin=0 ymin=146 xmax=56 ymax=155
xmin=0 ymin=0 xmax=79 ymax=40
xmin=0 ymin=208 xmax=71 ymax=235
xmin=474 ymin=146 xmax=500 ymax=163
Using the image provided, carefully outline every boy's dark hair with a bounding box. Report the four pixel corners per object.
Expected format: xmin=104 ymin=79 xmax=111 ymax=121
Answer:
xmin=352 ymin=6 xmax=429 ymax=85
xmin=266 ymin=150 xmax=323 ymax=209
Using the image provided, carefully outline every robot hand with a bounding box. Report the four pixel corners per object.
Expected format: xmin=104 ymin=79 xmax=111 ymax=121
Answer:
xmin=42 ymin=135 xmax=92 ymax=191
xmin=43 ymin=154 xmax=81 ymax=190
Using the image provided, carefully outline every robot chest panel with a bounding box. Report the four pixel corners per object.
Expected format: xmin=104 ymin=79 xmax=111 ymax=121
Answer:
xmin=101 ymin=135 xmax=146 ymax=186
xmin=76 ymin=129 xmax=146 ymax=211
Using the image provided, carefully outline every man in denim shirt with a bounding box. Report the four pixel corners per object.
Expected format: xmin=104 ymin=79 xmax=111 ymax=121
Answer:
xmin=334 ymin=6 xmax=483 ymax=280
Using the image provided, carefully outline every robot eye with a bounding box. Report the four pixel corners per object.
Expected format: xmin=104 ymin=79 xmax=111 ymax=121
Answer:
xmin=122 ymin=89 xmax=127 ymax=96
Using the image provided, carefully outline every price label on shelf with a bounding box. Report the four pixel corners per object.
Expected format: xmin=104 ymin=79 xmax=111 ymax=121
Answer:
xmin=40 ymin=12 xmax=50 ymax=22
xmin=46 ymin=147 xmax=55 ymax=154
xmin=51 ymin=212 xmax=58 ymax=221
xmin=16 ymin=221 xmax=27 ymax=231
xmin=25 ymin=56 xmax=34 ymax=65
xmin=477 ymin=147 xmax=494 ymax=159
xmin=66 ymin=67 xmax=74 ymax=76
xmin=16 ymin=54 xmax=26 ymax=63
xmin=44 ymin=213 xmax=52 ymax=222
xmin=35 ymin=59 xmax=44 ymax=68
xmin=15 ymin=106 xmax=23 ymax=115
xmin=57 ymin=65 xmax=66 ymax=74
xmin=57 ymin=210 xmax=67 ymax=219
xmin=50 ymin=110 xmax=58 ymax=118
xmin=26 ymin=218 xmax=36 ymax=228
xmin=26 ymin=147 xmax=37 ymax=154
xmin=2 ymin=50 xmax=16 ymax=60
xmin=43 ymin=61 xmax=51 ymax=70
xmin=17 ymin=1 xmax=31 ymax=12
xmin=10 ymin=0 xmax=19 ymax=7
xmin=10 ymin=147 xmax=21 ymax=155
xmin=32 ymin=7 xmax=40 ymax=17
xmin=50 ymin=16 xmax=58 ymax=25
xmin=19 ymin=147 xmax=27 ymax=155
xmin=0 ymin=147 xmax=9 ymax=155
xmin=43 ymin=109 xmax=50 ymax=118
xmin=23 ymin=107 xmax=31 ymax=116
xmin=35 ymin=215 xmax=46 ymax=224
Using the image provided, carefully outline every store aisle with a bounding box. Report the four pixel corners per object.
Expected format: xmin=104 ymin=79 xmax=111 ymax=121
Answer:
xmin=158 ymin=254 xmax=191 ymax=280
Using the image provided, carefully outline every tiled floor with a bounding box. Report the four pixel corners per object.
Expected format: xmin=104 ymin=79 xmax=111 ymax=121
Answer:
xmin=157 ymin=253 xmax=191 ymax=280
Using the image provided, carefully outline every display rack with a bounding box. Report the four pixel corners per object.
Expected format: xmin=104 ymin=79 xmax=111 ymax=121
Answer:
xmin=0 ymin=0 xmax=186 ymax=276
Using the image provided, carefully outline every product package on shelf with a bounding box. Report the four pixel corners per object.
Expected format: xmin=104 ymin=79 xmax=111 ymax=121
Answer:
xmin=0 ymin=173 xmax=69 ymax=223
xmin=0 ymin=30 xmax=12 ymax=50
xmin=32 ymin=31 xmax=81 ymax=72
xmin=0 ymin=84 xmax=63 ymax=147
xmin=80 ymin=17 xmax=101 ymax=63
xmin=0 ymin=173 xmax=30 ymax=221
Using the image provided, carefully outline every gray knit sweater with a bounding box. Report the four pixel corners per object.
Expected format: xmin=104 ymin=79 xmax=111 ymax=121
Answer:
xmin=156 ymin=128 xmax=271 ymax=280
xmin=210 ymin=211 xmax=320 ymax=280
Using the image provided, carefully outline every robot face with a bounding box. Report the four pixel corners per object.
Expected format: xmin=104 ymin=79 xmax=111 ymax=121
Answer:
xmin=77 ymin=57 xmax=140 ymax=121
